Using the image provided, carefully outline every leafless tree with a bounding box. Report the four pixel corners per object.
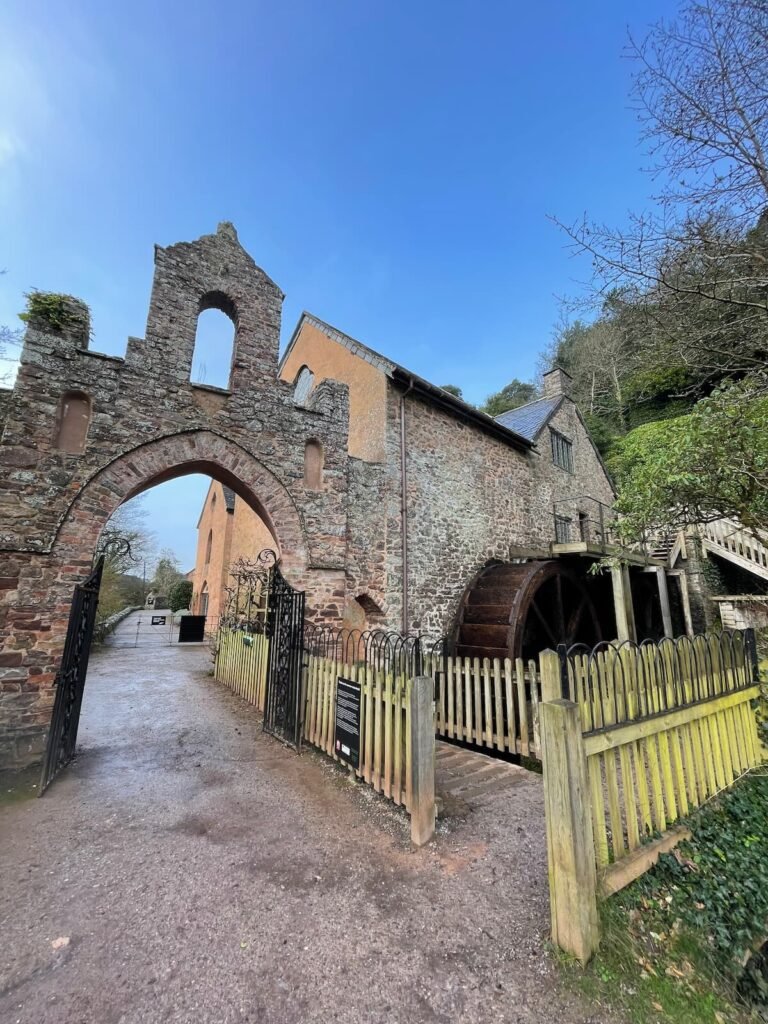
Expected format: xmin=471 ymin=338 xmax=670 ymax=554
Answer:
xmin=99 ymin=496 xmax=156 ymax=574
xmin=552 ymin=0 xmax=768 ymax=383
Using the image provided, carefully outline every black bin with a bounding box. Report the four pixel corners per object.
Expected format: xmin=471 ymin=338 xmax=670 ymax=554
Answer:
xmin=178 ymin=615 xmax=206 ymax=643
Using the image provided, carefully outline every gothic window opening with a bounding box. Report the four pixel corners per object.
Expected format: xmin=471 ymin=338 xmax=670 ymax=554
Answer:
xmin=294 ymin=366 xmax=314 ymax=406
xmin=191 ymin=292 xmax=237 ymax=390
xmin=304 ymin=439 xmax=324 ymax=490
xmin=200 ymin=581 xmax=209 ymax=617
xmin=55 ymin=391 xmax=92 ymax=454
xmin=205 ymin=529 xmax=213 ymax=564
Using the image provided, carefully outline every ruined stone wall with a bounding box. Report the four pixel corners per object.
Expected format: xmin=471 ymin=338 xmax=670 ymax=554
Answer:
xmin=0 ymin=225 xmax=351 ymax=768
xmin=0 ymin=223 xmax=622 ymax=769
xmin=0 ymin=388 xmax=11 ymax=437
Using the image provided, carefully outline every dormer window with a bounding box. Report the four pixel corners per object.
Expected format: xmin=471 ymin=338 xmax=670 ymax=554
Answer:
xmin=550 ymin=429 xmax=573 ymax=473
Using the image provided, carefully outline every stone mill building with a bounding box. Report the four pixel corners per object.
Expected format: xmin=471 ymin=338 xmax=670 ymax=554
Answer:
xmin=0 ymin=224 xmax=682 ymax=768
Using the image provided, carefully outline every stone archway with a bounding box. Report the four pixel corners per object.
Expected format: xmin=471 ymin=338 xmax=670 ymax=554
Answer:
xmin=0 ymin=225 xmax=353 ymax=768
xmin=52 ymin=430 xmax=311 ymax=580
xmin=2 ymin=430 xmax=322 ymax=769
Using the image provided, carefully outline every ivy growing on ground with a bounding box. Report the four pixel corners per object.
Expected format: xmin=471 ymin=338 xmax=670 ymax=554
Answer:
xmin=19 ymin=290 xmax=90 ymax=336
xmin=623 ymin=774 xmax=768 ymax=988
xmin=562 ymin=771 xmax=768 ymax=1023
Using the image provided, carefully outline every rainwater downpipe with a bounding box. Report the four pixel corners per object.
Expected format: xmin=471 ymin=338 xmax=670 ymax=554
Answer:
xmin=400 ymin=377 xmax=415 ymax=634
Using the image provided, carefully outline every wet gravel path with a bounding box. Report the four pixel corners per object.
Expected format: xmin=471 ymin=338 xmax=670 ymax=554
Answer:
xmin=0 ymin=626 xmax=612 ymax=1023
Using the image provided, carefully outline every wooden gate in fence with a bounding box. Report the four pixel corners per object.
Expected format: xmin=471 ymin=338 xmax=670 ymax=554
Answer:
xmin=435 ymin=655 xmax=541 ymax=759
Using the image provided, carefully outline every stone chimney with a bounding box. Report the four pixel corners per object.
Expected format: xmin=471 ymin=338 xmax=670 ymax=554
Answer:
xmin=541 ymin=366 xmax=573 ymax=400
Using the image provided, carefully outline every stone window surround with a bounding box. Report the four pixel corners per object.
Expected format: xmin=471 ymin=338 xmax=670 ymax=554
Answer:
xmin=550 ymin=428 xmax=574 ymax=474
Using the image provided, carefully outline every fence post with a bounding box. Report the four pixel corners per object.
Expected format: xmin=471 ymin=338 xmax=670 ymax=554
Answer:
xmin=745 ymin=627 xmax=760 ymax=682
xmin=409 ymin=675 xmax=436 ymax=846
xmin=540 ymin=697 xmax=600 ymax=965
xmin=540 ymin=648 xmax=564 ymax=702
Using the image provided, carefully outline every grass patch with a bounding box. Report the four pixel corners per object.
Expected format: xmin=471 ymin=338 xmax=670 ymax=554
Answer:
xmin=560 ymin=771 xmax=768 ymax=1023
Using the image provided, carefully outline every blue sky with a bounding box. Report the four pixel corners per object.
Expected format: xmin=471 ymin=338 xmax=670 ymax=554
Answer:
xmin=1 ymin=0 xmax=676 ymax=572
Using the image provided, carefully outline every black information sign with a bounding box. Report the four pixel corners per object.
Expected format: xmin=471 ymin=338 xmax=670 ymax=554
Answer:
xmin=334 ymin=677 xmax=362 ymax=770
xmin=151 ymin=615 xmax=167 ymax=626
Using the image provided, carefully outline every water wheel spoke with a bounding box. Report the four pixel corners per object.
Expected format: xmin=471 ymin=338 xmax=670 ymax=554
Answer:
xmin=567 ymin=595 xmax=587 ymax=641
xmin=555 ymin=575 xmax=566 ymax=640
xmin=530 ymin=599 xmax=557 ymax=645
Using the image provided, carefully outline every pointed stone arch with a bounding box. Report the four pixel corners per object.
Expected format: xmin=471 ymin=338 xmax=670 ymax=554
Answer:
xmin=52 ymin=430 xmax=310 ymax=581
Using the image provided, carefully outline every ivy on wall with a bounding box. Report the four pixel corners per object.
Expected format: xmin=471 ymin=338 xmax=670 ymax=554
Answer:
xmin=19 ymin=291 xmax=90 ymax=337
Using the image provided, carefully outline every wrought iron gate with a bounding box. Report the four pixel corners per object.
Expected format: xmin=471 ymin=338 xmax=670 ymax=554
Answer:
xmin=39 ymin=556 xmax=104 ymax=794
xmin=263 ymin=563 xmax=306 ymax=748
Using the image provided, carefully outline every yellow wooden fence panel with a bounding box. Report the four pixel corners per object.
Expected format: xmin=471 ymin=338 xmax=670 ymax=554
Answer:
xmin=214 ymin=629 xmax=270 ymax=712
xmin=583 ymin=684 xmax=761 ymax=866
xmin=299 ymin=654 xmax=412 ymax=811
xmin=433 ymin=653 xmax=542 ymax=758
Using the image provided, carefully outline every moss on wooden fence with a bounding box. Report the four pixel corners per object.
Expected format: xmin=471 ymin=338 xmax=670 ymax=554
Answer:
xmin=541 ymin=631 xmax=765 ymax=965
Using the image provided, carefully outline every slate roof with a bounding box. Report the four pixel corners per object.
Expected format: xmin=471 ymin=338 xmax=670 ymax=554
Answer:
xmin=221 ymin=486 xmax=236 ymax=512
xmin=494 ymin=396 xmax=562 ymax=441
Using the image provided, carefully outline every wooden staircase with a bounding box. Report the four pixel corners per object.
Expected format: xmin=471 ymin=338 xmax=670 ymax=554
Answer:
xmin=700 ymin=519 xmax=768 ymax=582
xmin=647 ymin=530 xmax=686 ymax=568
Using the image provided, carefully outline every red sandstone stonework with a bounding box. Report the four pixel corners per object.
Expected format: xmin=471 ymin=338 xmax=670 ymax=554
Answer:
xmin=0 ymin=223 xmax=618 ymax=770
xmin=0 ymin=225 xmax=351 ymax=767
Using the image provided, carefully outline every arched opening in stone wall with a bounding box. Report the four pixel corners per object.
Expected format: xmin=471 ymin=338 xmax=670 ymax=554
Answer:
xmin=342 ymin=592 xmax=386 ymax=632
xmin=55 ymin=390 xmax=92 ymax=454
xmin=293 ymin=365 xmax=314 ymax=406
xmin=191 ymin=293 xmax=237 ymax=390
xmin=304 ymin=439 xmax=324 ymax=490
xmin=28 ymin=431 xmax=317 ymax=779
xmin=90 ymin=467 xmax=285 ymax=648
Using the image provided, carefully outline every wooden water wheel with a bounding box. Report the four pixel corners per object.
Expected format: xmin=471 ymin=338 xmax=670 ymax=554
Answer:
xmin=453 ymin=560 xmax=603 ymax=662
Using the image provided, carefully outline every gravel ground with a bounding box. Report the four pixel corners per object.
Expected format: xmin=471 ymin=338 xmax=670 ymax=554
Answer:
xmin=0 ymin=615 xmax=614 ymax=1024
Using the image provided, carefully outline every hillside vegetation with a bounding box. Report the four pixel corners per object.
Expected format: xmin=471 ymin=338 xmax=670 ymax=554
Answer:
xmin=543 ymin=0 xmax=768 ymax=543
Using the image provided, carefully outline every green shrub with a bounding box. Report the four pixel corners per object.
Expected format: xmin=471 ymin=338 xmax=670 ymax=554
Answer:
xmin=168 ymin=579 xmax=193 ymax=612
xmin=19 ymin=290 xmax=90 ymax=336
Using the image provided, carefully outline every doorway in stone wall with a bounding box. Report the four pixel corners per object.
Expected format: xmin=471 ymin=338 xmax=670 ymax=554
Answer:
xmin=36 ymin=432 xmax=313 ymax=793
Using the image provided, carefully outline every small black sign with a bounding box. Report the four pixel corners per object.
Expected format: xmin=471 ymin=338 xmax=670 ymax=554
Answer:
xmin=334 ymin=677 xmax=362 ymax=770
xmin=151 ymin=615 xmax=167 ymax=626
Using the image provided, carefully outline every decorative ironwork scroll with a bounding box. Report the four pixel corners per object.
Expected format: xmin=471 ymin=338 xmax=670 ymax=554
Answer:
xmin=39 ymin=556 xmax=105 ymax=794
xmin=218 ymin=549 xmax=277 ymax=634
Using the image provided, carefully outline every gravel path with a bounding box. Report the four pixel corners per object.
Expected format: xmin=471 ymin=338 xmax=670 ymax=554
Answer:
xmin=0 ymin=617 xmax=612 ymax=1023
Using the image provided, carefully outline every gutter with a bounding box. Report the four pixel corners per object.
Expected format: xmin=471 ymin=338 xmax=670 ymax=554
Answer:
xmin=390 ymin=368 xmax=532 ymax=452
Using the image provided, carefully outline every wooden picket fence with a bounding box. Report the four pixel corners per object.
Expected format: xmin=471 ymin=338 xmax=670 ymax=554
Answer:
xmin=435 ymin=655 xmax=541 ymax=759
xmin=303 ymin=655 xmax=413 ymax=811
xmin=541 ymin=630 xmax=764 ymax=964
xmin=214 ymin=628 xmax=270 ymax=710
xmin=213 ymin=630 xmax=416 ymax=812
